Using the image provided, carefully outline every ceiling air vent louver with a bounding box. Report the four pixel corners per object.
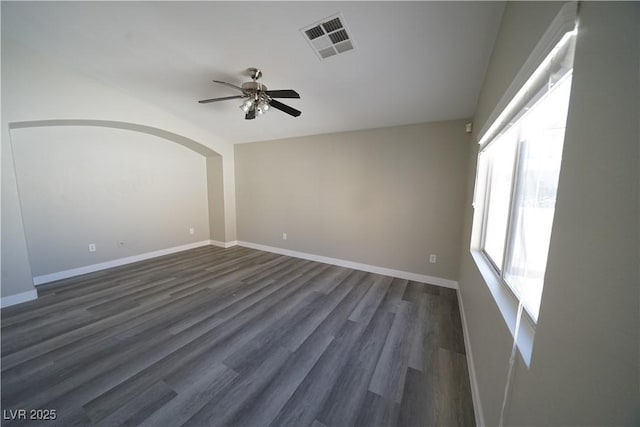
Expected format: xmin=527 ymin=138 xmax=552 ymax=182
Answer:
xmin=328 ymin=29 xmax=349 ymax=44
xmin=322 ymin=17 xmax=343 ymax=33
xmin=301 ymin=13 xmax=355 ymax=60
xmin=319 ymin=47 xmax=337 ymax=59
xmin=305 ymin=26 xmax=324 ymax=40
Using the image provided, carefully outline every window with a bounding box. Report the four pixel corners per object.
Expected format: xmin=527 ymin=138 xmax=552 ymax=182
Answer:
xmin=479 ymin=73 xmax=572 ymax=321
xmin=473 ymin=26 xmax=576 ymax=325
xmin=481 ymin=126 xmax=518 ymax=270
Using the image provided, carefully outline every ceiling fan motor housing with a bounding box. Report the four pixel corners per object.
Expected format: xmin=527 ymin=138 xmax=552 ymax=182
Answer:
xmin=242 ymin=81 xmax=268 ymax=97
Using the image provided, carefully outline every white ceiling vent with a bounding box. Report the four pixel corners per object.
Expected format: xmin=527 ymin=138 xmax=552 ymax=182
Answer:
xmin=301 ymin=14 xmax=355 ymax=60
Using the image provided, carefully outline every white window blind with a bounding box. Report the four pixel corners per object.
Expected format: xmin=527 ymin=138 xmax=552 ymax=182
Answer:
xmin=470 ymin=2 xmax=578 ymax=366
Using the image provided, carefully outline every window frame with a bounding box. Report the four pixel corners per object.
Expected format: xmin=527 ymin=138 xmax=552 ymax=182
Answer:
xmin=477 ymin=127 xmax=529 ymax=320
xmin=478 ymin=104 xmax=566 ymax=323
xmin=469 ymin=1 xmax=578 ymax=368
xmin=479 ymin=131 xmax=523 ymax=279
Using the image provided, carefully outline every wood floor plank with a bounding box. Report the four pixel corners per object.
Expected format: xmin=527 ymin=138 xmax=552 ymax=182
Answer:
xmin=278 ymin=273 xmax=356 ymax=352
xmin=436 ymin=348 xmax=476 ymax=427
xmin=138 ymin=364 xmax=238 ymax=427
xmin=165 ymin=263 xmax=324 ymax=344
xmin=317 ymin=306 xmax=395 ymax=427
xmin=408 ymin=292 xmax=439 ymax=372
xmin=93 ymin=381 xmax=177 ymax=426
xmin=1 ymin=307 xmax=99 ymax=353
xmin=379 ymin=277 xmax=409 ymax=313
xmin=397 ymin=366 xmax=437 ymax=427
xmin=1 ymin=280 xmax=218 ymax=371
xmin=0 ymin=246 xmax=474 ymax=427
xmin=222 ymin=327 xmax=335 ymax=427
xmin=439 ymin=287 xmax=466 ymax=354
xmin=221 ymin=291 xmax=324 ymax=375
xmin=1 ymin=286 xmax=218 ymax=391
xmin=354 ymin=390 xmax=400 ymax=427
xmin=307 ymin=270 xmax=373 ymax=338
xmin=268 ymin=320 xmax=366 ymax=427
xmin=184 ymin=345 xmax=292 ymax=426
xmin=81 ymin=264 xmax=328 ymax=423
xmin=2 ymin=288 xmax=218 ymax=409
xmin=160 ymin=268 xmax=332 ymax=392
xmin=368 ymin=299 xmax=419 ymax=403
xmin=348 ymin=275 xmax=394 ymax=324
xmin=9 ymin=289 xmax=225 ymax=420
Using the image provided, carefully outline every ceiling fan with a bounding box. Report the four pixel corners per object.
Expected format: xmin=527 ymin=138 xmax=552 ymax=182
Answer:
xmin=198 ymin=68 xmax=301 ymax=120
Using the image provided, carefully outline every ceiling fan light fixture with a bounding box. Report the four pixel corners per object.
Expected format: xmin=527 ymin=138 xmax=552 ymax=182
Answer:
xmin=240 ymin=99 xmax=253 ymax=113
xmin=256 ymin=100 xmax=270 ymax=115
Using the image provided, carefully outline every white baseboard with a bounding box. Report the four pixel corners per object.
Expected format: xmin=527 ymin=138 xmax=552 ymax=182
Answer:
xmin=33 ymin=240 xmax=213 ymax=286
xmin=28 ymin=236 xmax=456 ymax=294
xmin=457 ymin=287 xmax=485 ymax=427
xmin=210 ymin=240 xmax=238 ymax=248
xmin=236 ymin=241 xmax=458 ymax=289
xmin=1 ymin=289 xmax=38 ymax=308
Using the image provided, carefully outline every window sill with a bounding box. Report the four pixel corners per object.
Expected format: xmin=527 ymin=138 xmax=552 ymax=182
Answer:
xmin=470 ymin=249 xmax=535 ymax=367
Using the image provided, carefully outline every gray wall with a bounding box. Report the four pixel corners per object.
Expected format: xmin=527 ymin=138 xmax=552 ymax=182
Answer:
xmin=10 ymin=125 xmax=210 ymax=278
xmin=1 ymin=37 xmax=235 ymax=300
xmin=235 ymin=120 xmax=470 ymax=281
xmin=1 ymin=125 xmax=34 ymax=297
xmin=458 ymin=2 xmax=640 ymax=425
xmin=207 ymin=155 xmax=227 ymax=243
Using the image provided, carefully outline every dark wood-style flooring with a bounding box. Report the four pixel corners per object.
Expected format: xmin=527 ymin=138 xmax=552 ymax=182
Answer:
xmin=1 ymin=245 xmax=474 ymax=426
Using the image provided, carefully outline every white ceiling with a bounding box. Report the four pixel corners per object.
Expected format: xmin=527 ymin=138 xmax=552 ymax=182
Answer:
xmin=2 ymin=1 xmax=504 ymax=144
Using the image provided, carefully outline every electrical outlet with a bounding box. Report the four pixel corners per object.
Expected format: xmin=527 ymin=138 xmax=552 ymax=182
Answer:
xmin=282 ymin=233 xmax=287 ymax=240
xmin=88 ymin=243 xmax=97 ymax=252
xmin=189 ymin=227 xmax=195 ymax=235
xmin=429 ymin=254 xmax=437 ymax=263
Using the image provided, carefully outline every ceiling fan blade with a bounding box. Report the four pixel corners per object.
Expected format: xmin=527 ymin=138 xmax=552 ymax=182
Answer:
xmin=269 ymin=99 xmax=302 ymax=117
xmin=213 ymin=80 xmax=244 ymax=92
xmin=265 ymin=89 xmax=300 ymax=99
xmin=245 ymin=109 xmax=256 ymax=120
xmin=198 ymin=95 xmax=244 ymax=103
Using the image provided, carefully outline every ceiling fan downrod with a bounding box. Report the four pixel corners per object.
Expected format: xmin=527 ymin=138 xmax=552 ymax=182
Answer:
xmin=248 ymin=67 xmax=263 ymax=81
